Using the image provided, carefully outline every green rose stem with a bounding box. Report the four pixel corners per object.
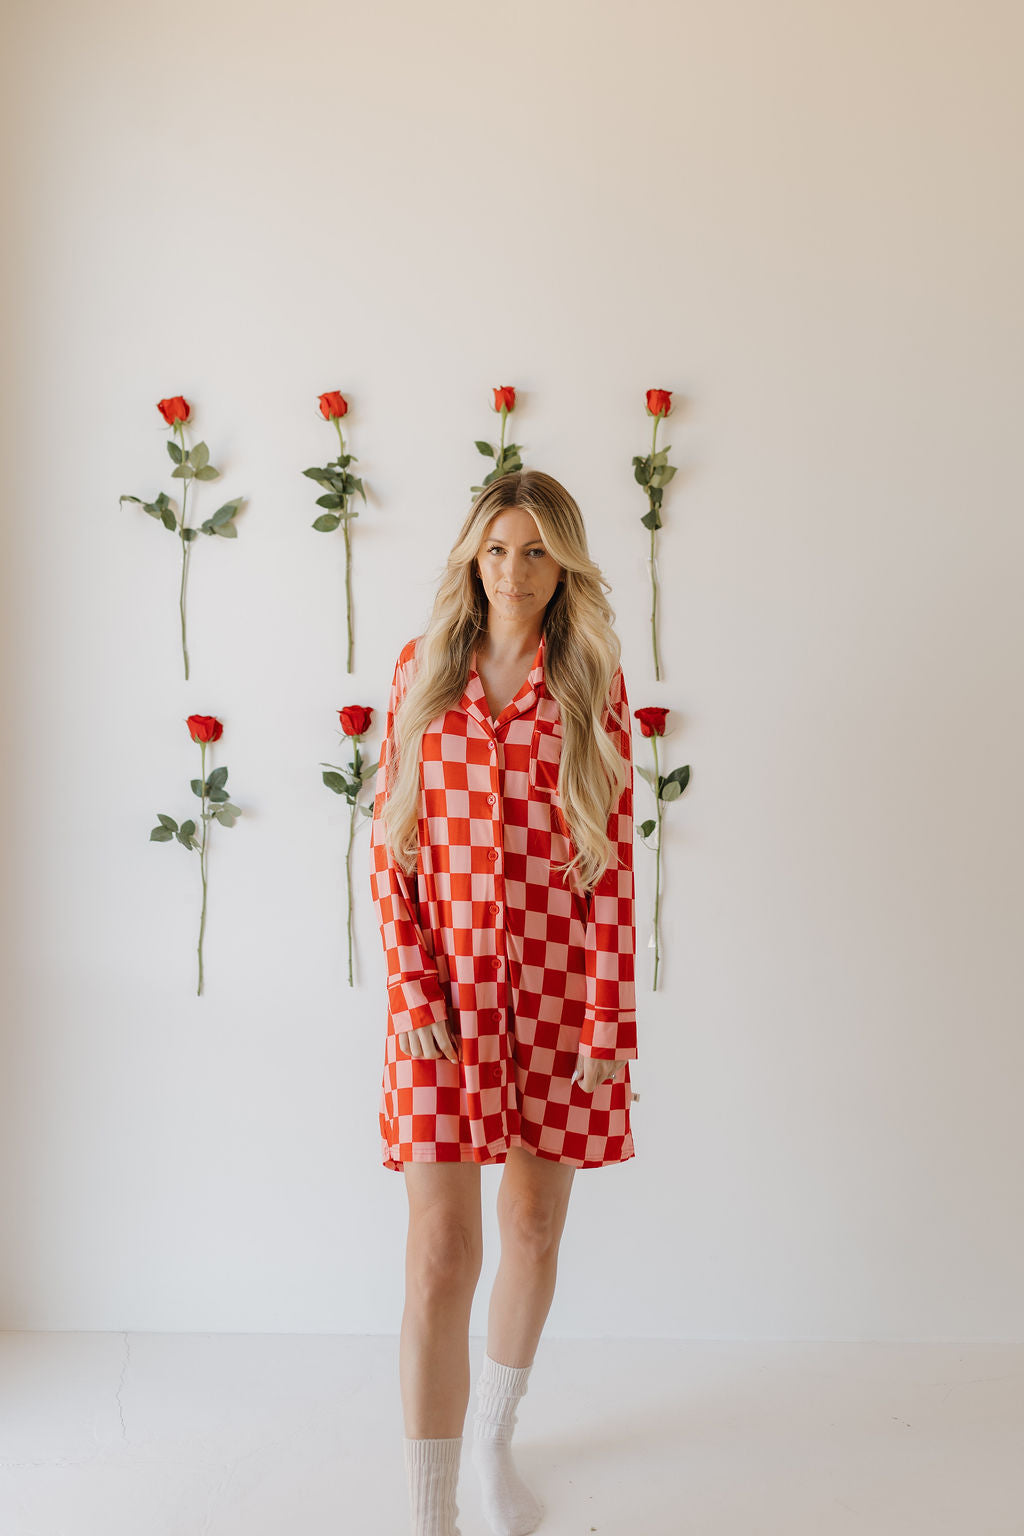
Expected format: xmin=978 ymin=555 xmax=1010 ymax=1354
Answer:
xmin=321 ymin=722 xmax=371 ymax=987
xmin=344 ymin=738 xmax=362 ymax=986
xmin=331 ymin=415 xmax=355 ymax=675
xmin=197 ymin=738 xmax=210 ymax=996
xmin=175 ymin=419 xmax=193 ymax=681
xmin=651 ymin=730 xmax=663 ymax=990
xmin=649 ymin=413 xmax=662 ymax=682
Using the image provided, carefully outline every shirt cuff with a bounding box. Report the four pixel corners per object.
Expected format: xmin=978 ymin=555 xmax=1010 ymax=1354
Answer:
xmin=578 ymin=1009 xmax=638 ymax=1059
xmin=386 ymin=975 xmax=450 ymax=1038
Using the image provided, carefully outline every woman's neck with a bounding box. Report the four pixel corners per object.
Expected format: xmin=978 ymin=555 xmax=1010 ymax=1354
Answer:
xmin=476 ymin=617 xmax=543 ymax=666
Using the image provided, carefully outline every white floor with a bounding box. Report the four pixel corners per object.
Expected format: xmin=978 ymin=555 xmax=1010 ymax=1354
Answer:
xmin=1 ymin=1333 xmax=1023 ymax=1534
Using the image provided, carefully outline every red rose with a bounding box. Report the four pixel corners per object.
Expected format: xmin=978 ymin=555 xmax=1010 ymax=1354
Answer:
xmin=338 ymin=705 xmax=373 ymax=737
xmin=492 ymin=386 xmax=516 ymax=414
xmin=186 ymin=714 xmax=224 ymax=744
xmin=645 ymin=389 xmax=672 ymax=418
xmin=157 ymin=396 xmax=191 ymax=425
xmin=319 ymin=391 xmax=349 ymax=420
xmin=635 ymin=706 xmax=668 ymax=737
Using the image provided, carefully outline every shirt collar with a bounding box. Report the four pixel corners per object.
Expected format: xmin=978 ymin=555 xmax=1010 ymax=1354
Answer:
xmin=463 ymin=631 xmax=547 ymax=728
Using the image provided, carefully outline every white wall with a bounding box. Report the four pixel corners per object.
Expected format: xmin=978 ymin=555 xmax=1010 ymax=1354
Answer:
xmin=1 ymin=0 xmax=1021 ymax=1338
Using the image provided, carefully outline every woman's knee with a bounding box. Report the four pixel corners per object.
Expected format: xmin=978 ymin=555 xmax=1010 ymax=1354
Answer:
xmin=407 ymin=1211 xmax=483 ymax=1302
xmin=497 ymin=1193 xmax=565 ymax=1262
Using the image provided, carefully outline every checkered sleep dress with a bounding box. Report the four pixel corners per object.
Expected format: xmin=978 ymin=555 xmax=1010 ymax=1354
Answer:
xmin=369 ymin=630 xmax=637 ymax=1171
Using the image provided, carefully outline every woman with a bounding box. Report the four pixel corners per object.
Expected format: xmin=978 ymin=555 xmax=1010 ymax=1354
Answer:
xmin=369 ymin=469 xmax=638 ymax=1536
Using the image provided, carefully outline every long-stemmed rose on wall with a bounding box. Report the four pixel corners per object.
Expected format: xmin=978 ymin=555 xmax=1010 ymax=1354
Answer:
xmin=633 ymin=389 xmax=678 ymax=680
xmin=471 ymin=386 xmax=524 ymax=494
xmin=303 ymin=392 xmax=367 ymax=674
xmin=149 ymin=714 xmax=242 ymax=996
xmin=321 ymin=704 xmax=378 ymax=986
xmin=634 ymin=705 xmax=690 ymax=991
xmin=120 ymin=397 xmax=245 ymax=680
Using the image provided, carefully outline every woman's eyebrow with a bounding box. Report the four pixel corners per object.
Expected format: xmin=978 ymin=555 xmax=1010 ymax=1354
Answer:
xmin=487 ymin=539 xmax=546 ymax=548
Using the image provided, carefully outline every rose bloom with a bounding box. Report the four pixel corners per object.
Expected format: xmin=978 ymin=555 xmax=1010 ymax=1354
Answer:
xmin=492 ymin=386 xmax=516 ymax=413
xmin=319 ymin=391 xmax=349 ymax=420
xmin=158 ymin=396 xmax=191 ymax=425
xmin=634 ymin=706 xmax=669 ymax=738
xmin=338 ymin=705 xmax=373 ymax=737
xmin=645 ymin=388 xmax=672 ymax=418
xmin=186 ymin=714 xmax=224 ymax=744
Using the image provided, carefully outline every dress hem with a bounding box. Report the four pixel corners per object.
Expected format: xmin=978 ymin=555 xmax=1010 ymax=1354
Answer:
xmin=381 ymin=1136 xmax=635 ymax=1173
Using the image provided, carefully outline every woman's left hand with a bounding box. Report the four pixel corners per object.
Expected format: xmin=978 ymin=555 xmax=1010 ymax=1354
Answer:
xmin=573 ymin=1055 xmax=627 ymax=1093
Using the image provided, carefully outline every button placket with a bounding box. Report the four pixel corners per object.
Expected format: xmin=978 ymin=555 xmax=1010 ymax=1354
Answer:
xmin=488 ymin=731 xmax=508 ymax=1016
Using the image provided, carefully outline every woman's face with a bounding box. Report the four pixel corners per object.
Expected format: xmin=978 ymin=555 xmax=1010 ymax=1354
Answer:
xmin=474 ymin=507 xmax=564 ymax=620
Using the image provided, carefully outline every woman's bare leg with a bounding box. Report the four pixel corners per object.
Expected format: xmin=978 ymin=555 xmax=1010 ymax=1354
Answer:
xmin=469 ymin=1146 xmax=576 ymax=1535
xmin=401 ymin=1160 xmax=484 ymax=1436
xmin=487 ymin=1145 xmax=576 ymax=1364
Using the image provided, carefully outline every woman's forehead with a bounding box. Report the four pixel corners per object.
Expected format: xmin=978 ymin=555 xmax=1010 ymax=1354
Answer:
xmin=482 ymin=507 xmax=544 ymax=544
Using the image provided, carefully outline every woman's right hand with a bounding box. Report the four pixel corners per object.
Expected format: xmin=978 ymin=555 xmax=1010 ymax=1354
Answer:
xmin=397 ymin=1019 xmax=460 ymax=1064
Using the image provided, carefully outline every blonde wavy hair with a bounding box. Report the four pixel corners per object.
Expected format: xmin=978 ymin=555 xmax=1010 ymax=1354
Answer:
xmin=381 ymin=469 xmax=628 ymax=892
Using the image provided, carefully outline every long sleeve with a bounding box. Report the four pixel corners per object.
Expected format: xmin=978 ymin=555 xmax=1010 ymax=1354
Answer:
xmin=579 ymin=663 xmax=638 ymax=1060
xmin=369 ymin=648 xmax=449 ymax=1040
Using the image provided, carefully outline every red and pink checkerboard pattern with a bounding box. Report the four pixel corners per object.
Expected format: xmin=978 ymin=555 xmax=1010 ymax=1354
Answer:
xmin=369 ymin=631 xmax=637 ymax=1172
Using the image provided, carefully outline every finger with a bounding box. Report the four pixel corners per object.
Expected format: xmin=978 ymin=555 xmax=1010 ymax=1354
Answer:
xmin=434 ymin=1026 xmax=458 ymax=1063
xmin=422 ymin=1027 xmax=446 ymax=1059
xmin=575 ymin=1055 xmax=600 ymax=1093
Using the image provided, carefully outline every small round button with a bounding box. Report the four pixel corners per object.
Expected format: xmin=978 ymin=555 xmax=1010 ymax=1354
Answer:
xmin=489 ymin=1063 xmax=502 ymax=1085
xmin=488 ymin=902 xmax=499 ymax=916
xmin=492 ymin=1009 xmax=502 ymax=1023
xmin=486 ymin=848 xmax=498 ymax=861
xmin=487 ymin=793 xmax=496 ymax=804
xmin=493 ymin=956 xmax=502 ymax=969
xmin=488 ymin=740 xmax=497 ymax=752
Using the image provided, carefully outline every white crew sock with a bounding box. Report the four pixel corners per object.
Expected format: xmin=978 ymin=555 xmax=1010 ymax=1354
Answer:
xmin=403 ymin=1435 xmax=463 ymax=1536
xmin=471 ymin=1353 xmax=544 ymax=1536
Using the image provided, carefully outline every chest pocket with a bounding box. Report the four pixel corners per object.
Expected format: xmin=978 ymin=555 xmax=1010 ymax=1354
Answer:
xmin=529 ymin=718 xmax=563 ymax=795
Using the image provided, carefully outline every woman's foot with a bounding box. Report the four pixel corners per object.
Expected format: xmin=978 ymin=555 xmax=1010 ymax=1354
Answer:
xmin=471 ymin=1355 xmax=543 ymax=1536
